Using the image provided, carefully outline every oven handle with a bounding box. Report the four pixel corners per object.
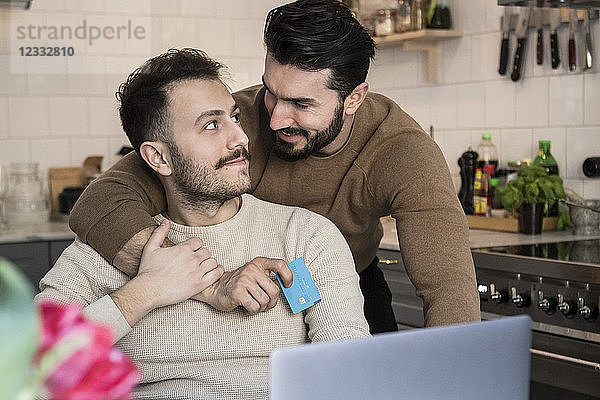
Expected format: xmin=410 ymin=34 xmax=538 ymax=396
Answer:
xmin=531 ymin=349 xmax=600 ymax=371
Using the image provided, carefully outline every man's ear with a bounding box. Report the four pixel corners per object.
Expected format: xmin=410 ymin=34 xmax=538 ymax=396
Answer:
xmin=139 ymin=141 xmax=172 ymax=176
xmin=343 ymin=82 xmax=369 ymax=116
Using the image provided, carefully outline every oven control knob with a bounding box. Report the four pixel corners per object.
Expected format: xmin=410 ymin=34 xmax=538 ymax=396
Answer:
xmin=511 ymin=287 xmax=530 ymax=308
xmin=577 ymin=297 xmax=598 ymax=320
xmin=537 ymin=290 xmax=557 ymax=313
xmin=489 ymin=283 xmax=508 ymax=303
xmin=557 ymin=294 xmax=576 ymax=316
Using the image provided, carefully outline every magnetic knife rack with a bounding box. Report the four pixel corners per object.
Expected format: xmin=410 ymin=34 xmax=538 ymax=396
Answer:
xmin=499 ymin=0 xmax=600 ymax=7
xmin=501 ymin=8 xmax=598 ymax=31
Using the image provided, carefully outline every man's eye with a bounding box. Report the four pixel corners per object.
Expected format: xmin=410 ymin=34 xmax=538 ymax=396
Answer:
xmin=294 ymin=102 xmax=309 ymax=110
xmin=231 ymin=113 xmax=240 ymax=123
xmin=205 ymin=121 xmax=218 ymax=130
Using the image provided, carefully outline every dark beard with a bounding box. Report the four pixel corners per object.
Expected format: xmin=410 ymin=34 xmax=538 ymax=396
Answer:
xmin=272 ymin=101 xmax=345 ymax=161
xmin=167 ymin=143 xmax=251 ymax=209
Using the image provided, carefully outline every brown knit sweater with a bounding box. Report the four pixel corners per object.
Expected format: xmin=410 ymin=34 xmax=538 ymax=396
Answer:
xmin=69 ymin=85 xmax=480 ymax=327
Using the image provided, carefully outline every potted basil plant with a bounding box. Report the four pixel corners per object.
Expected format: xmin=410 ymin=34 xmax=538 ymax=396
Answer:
xmin=496 ymin=164 xmax=566 ymax=234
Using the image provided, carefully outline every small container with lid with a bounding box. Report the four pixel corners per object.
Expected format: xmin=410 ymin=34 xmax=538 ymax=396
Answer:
xmin=374 ymin=9 xmax=396 ymax=36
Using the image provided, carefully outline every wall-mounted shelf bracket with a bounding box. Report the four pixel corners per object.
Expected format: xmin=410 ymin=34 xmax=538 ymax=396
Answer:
xmin=374 ymin=29 xmax=462 ymax=83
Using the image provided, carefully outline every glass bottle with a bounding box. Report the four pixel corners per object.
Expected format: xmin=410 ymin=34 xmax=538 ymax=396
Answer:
xmin=396 ymin=0 xmax=411 ymax=33
xmin=428 ymin=0 xmax=452 ymax=29
xmin=473 ymin=168 xmax=484 ymax=216
xmin=533 ymin=140 xmax=559 ymax=176
xmin=533 ymin=140 xmax=559 ymax=217
xmin=411 ymin=0 xmax=425 ymax=31
xmin=476 ymin=133 xmax=499 ymax=177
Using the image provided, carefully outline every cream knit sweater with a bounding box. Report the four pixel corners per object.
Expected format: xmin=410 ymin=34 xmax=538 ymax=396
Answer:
xmin=37 ymin=194 xmax=369 ymax=399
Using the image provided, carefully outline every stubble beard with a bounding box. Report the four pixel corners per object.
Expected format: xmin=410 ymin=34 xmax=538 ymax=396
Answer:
xmin=167 ymin=142 xmax=251 ymax=211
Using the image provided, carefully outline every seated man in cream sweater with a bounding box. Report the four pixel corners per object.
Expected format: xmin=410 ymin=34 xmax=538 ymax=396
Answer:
xmin=35 ymin=49 xmax=370 ymax=400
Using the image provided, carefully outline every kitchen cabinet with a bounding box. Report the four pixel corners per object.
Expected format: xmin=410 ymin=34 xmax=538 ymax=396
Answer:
xmin=376 ymin=248 xmax=425 ymax=329
xmin=374 ymin=29 xmax=463 ymax=83
xmin=0 ymin=239 xmax=73 ymax=292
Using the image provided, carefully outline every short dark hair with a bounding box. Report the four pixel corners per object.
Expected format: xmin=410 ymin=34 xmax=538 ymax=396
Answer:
xmin=116 ymin=48 xmax=225 ymax=154
xmin=264 ymin=0 xmax=375 ymax=100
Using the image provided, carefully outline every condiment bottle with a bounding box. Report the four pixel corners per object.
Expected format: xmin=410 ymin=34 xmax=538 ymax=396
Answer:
xmin=476 ymin=133 xmax=499 ymax=177
xmin=396 ymin=0 xmax=411 ymax=33
xmin=428 ymin=0 xmax=452 ymax=29
xmin=473 ymin=168 xmax=484 ymax=216
xmin=533 ymin=140 xmax=559 ymax=175
xmin=411 ymin=0 xmax=425 ymax=31
xmin=481 ymin=165 xmax=494 ymax=217
xmin=533 ymin=140 xmax=559 ymax=216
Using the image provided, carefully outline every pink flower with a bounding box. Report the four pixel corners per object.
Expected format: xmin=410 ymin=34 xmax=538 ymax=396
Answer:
xmin=35 ymin=301 xmax=140 ymax=400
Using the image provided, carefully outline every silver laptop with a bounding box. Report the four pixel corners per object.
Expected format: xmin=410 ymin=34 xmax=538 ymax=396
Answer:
xmin=270 ymin=315 xmax=531 ymax=400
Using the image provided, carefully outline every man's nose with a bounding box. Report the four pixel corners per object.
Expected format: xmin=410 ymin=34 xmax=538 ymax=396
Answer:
xmin=269 ymin=101 xmax=294 ymax=131
xmin=228 ymin=123 xmax=249 ymax=149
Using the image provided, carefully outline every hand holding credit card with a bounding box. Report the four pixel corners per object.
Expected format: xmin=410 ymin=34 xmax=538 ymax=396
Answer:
xmin=276 ymin=257 xmax=321 ymax=314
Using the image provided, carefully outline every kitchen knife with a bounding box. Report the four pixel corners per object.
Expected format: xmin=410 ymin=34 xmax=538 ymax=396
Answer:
xmin=535 ymin=9 xmax=543 ymax=65
xmin=550 ymin=9 xmax=561 ymax=69
xmin=499 ymin=7 xmax=511 ymax=75
xmin=583 ymin=10 xmax=593 ymax=70
xmin=568 ymin=9 xmax=578 ymax=71
xmin=511 ymin=7 xmax=531 ymax=82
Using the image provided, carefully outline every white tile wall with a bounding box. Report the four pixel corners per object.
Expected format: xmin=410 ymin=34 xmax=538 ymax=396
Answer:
xmin=30 ymin=138 xmax=70 ymax=172
xmin=456 ymin=83 xmax=485 ymax=128
xmin=9 ymin=97 xmax=49 ymax=137
xmin=0 ymin=98 xmax=8 ymax=138
xmin=0 ymin=0 xmax=598 ymax=199
xmin=88 ymin=97 xmax=121 ymax=136
xmin=372 ymin=0 xmax=600 ymax=196
xmin=515 ymin=77 xmax=548 ymax=127
xmin=565 ymin=127 xmax=600 ymax=178
xmin=0 ymin=139 xmax=30 ymax=163
xmin=584 ymin=73 xmax=600 ymax=125
xmin=49 ymin=97 xmax=88 ymax=136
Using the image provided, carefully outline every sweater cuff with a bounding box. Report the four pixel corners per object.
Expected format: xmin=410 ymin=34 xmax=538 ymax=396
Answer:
xmin=83 ymin=295 xmax=132 ymax=343
xmin=85 ymin=205 xmax=158 ymax=264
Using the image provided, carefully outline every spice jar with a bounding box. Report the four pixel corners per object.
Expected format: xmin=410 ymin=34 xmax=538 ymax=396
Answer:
xmin=374 ymin=9 xmax=396 ymax=36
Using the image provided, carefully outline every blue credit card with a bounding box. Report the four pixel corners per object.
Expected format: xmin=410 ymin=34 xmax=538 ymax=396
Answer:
xmin=277 ymin=257 xmax=321 ymax=314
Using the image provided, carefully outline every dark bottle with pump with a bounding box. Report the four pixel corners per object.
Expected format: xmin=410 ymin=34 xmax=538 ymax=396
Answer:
xmin=458 ymin=149 xmax=478 ymax=215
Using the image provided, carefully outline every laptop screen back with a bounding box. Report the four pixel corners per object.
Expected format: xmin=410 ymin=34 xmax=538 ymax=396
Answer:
xmin=270 ymin=315 xmax=531 ymax=400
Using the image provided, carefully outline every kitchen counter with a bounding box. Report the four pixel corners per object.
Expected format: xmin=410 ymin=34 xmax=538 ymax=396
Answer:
xmin=1 ymin=216 xmax=598 ymax=250
xmin=0 ymin=219 xmax=74 ymax=244
xmin=378 ymin=217 xmax=600 ymax=251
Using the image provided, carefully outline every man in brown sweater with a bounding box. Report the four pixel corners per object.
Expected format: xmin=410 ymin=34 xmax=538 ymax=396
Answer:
xmin=70 ymin=0 xmax=480 ymax=332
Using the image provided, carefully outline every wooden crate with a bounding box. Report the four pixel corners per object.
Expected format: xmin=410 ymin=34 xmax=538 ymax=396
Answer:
xmin=466 ymin=215 xmax=557 ymax=232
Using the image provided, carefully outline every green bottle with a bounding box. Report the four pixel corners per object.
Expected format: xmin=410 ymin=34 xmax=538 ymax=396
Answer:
xmin=533 ymin=140 xmax=559 ymax=176
xmin=533 ymin=140 xmax=559 ymax=216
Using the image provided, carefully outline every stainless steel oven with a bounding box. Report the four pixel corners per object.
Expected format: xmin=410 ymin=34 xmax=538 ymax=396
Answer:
xmin=473 ymin=239 xmax=600 ymax=399
xmin=378 ymin=239 xmax=600 ymax=399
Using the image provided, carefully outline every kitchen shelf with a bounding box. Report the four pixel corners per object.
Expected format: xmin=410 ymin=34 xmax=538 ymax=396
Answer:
xmin=374 ymin=29 xmax=463 ymax=83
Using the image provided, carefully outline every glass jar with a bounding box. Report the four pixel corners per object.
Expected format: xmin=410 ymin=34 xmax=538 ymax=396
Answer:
xmin=396 ymin=0 xmax=411 ymax=33
xmin=374 ymin=9 xmax=396 ymax=36
xmin=4 ymin=162 xmax=50 ymax=226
